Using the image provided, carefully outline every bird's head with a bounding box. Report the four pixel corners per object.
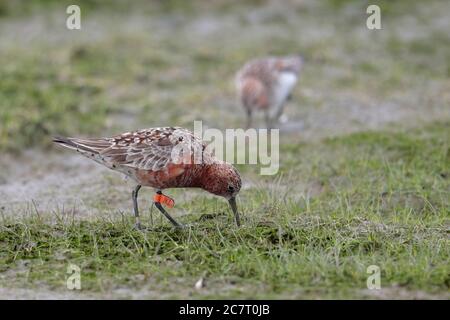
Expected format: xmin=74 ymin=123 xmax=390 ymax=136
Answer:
xmin=201 ymin=162 xmax=241 ymax=198
xmin=279 ymin=55 xmax=304 ymax=74
xmin=200 ymin=162 xmax=242 ymax=225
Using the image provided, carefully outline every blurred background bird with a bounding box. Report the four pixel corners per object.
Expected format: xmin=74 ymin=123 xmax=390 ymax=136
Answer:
xmin=236 ymin=55 xmax=303 ymax=129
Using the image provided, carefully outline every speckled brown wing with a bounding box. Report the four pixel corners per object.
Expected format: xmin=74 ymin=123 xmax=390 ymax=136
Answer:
xmin=99 ymin=127 xmax=206 ymax=172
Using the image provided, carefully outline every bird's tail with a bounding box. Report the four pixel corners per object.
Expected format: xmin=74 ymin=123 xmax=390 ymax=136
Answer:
xmin=53 ymin=136 xmax=121 ymax=171
xmin=53 ymin=136 xmax=97 ymax=153
xmin=53 ymin=136 xmax=112 ymax=155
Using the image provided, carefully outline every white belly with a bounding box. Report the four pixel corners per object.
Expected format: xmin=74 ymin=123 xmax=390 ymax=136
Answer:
xmin=273 ymin=72 xmax=297 ymax=107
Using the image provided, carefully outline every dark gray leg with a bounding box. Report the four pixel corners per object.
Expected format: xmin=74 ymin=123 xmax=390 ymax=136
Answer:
xmin=264 ymin=110 xmax=272 ymax=129
xmin=274 ymin=103 xmax=286 ymax=122
xmin=154 ymin=191 xmax=182 ymax=227
xmin=132 ymin=185 xmax=143 ymax=229
xmin=246 ymin=108 xmax=252 ymax=129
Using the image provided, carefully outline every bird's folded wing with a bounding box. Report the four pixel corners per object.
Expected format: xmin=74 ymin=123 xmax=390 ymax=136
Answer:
xmin=100 ymin=128 xmax=206 ymax=172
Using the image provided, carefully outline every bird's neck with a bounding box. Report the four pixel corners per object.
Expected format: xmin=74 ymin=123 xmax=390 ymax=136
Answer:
xmin=193 ymin=163 xmax=215 ymax=190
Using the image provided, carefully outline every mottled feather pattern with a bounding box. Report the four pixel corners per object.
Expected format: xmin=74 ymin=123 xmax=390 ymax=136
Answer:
xmin=67 ymin=127 xmax=205 ymax=172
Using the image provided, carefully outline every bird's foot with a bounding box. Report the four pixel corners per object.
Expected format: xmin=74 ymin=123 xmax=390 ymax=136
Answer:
xmin=278 ymin=114 xmax=289 ymax=124
xmin=174 ymin=223 xmax=190 ymax=230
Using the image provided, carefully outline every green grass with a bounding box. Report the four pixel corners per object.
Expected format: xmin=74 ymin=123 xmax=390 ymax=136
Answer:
xmin=1 ymin=122 xmax=448 ymax=298
xmin=0 ymin=52 xmax=109 ymax=151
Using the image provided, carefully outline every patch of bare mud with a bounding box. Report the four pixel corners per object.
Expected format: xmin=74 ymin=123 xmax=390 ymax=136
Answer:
xmin=235 ymin=89 xmax=445 ymax=140
xmin=0 ymin=150 xmax=134 ymax=218
xmin=359 ymin=287 xmax=449 ymax=300
xmin=0 ymin=275 xmax=263 ymax=299
xmin=1 ymin=283 xmax=446 ymax=300
xmin=0 ymin=287 xmax=100 ymax=300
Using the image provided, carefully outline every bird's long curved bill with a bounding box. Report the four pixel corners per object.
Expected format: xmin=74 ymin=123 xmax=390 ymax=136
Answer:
xmin=228 ymin=197 xmax=241 ymax=226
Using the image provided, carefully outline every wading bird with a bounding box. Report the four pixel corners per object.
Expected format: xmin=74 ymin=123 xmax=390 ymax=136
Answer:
xmin=236 ymin=55 xmax=303 ymax=128
xmin=53 ymin=127 xmax=242 ymax=229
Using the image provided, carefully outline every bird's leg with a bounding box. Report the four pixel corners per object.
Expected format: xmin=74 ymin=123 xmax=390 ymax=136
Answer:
xmin=274 ymin=103 xmax=286 ymax=122
xmin=245 ymin=109 xmax=252 ymax=129
xmin=132 ymin=184 xmax=143 ymax=230
xmin=154 ymin=191 xmax=183 ymax=228
xmin=264 ymin=110 xmax=272 ymax=129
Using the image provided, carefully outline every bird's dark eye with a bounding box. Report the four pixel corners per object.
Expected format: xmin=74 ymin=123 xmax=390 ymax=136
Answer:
xmin=228 ymin=186 xmax=234 ymax=193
